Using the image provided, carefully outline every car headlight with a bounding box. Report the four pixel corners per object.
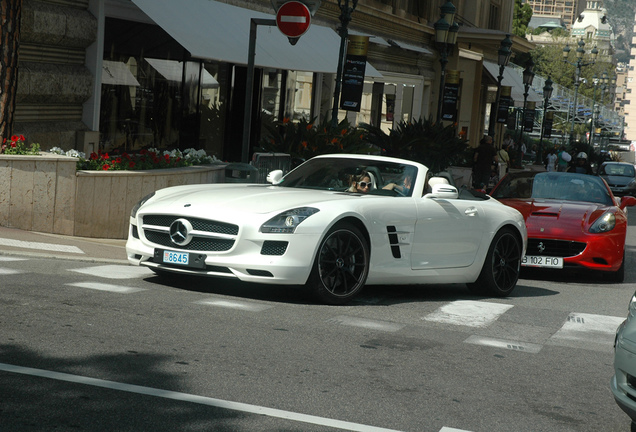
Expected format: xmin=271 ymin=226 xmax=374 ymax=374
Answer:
xmin=260 ymin=207 xmax=319 ymax=233
xmin=589 ymin=212 xmax=615 ymax=233
xmin=130 ymin=192 xmax=156 ymax=219
xmin=629 ymin=293 xmax=636 ymax=319
xmin=628 ymin=179 xmax=636 ymax=188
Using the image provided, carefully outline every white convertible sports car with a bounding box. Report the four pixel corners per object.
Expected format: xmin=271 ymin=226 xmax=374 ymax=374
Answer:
xmin=126 ymin=154 xmax=527 ymax=304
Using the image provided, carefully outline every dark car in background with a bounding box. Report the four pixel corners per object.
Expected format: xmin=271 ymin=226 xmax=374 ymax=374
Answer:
xmin=598 ymin=162 xmax=636 ymax=197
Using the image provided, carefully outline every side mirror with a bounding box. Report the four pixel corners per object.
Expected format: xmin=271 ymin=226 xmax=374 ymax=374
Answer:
xmin=425 ymin=184 xmax=459 ymax=199
xmin=267 ymin=169 xmax=284 ymax=184
xmin=620 ymin=195 xmax=636 ymax=209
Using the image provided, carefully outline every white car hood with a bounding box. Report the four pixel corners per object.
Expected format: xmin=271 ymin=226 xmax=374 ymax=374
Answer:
xmin=140 ymin=184 xmax=364 ymax=217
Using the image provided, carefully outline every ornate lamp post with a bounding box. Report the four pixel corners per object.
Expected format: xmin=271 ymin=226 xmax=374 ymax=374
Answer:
xmin=434 ymin=1 xmax=459 ymax=123
xmin=537 ymin=76 xmax=553 ymax=164
xmin=588 ymin=74 xmax=599 ymax=146
xmin=600 ymin=71 xmax=609 ymax=105
xmin=487 ymin=34 xmax=513 ymax=137
xmin=516 ymin=59 xmax=534 ymax=143
xmin=330 ymin=0 xmax=358 ymax=129
xmin=563 ymin=38 xmax=598 ymax=144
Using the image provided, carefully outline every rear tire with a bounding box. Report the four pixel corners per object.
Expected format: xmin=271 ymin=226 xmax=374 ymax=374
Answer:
xmin=306 ymin=222 xmax=369 ymax=305
xmin=467 ymin=227 xmax=521 ymax=297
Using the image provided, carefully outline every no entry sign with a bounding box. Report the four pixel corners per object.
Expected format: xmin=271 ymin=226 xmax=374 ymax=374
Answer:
xmin=276 ymin=1 xmax=311 ymax=38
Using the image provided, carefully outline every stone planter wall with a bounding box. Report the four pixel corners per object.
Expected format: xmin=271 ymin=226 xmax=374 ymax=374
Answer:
xmin=0 ymin=153 xmax=225 ymax=239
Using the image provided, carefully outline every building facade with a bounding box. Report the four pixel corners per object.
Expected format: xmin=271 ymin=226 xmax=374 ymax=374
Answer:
xmin=524 ymin=0 xmax=585 ymax=30
xmin=12 ymin=0 xmax=534 ymax=163
xmin=622 ymin=13 xmax=636 ymax=142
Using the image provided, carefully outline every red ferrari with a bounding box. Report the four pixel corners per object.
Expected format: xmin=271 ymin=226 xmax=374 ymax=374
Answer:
xmin=490 ymin=171 xmax=636 ymax=282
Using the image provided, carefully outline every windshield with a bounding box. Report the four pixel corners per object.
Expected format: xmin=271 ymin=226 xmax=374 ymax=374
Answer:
xmin=600 ymin=164 xmax=635 ymax=177
xmin=491 ymin=172 xmax=613 ymax=206
xmin=276 ymin=157 xmax=419 ymax=197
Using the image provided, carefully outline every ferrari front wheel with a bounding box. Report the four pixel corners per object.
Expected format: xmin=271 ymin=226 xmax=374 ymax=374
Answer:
xmin=307 ymin=222 xmax=370 ymax=305
xmin=468 ymin=227 xmax=521 ymax=297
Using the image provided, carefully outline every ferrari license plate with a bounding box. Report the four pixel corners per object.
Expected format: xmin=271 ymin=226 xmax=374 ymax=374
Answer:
xmin=521 ymin=255 xmax=563 ymax=268
xmin=163 ymin=250 xmax=189 ymax=266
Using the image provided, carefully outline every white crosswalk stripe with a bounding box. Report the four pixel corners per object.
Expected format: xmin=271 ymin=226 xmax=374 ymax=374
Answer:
xmin=423 ymin=300 xmax=514 ymax=328
xmin=70 ymin=264 xmax=153 ymax=279
xmin=66 ymin=282 xmax=147 ymax=293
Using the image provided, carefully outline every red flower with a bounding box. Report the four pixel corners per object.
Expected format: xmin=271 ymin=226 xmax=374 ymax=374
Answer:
xmin=90 ymin=152 xmax=98 ymax=160
xmin=340 ymin=129 xmax=347 ymax=136
xmin=2 ymin=138 xmax=6 ymax=144
xmin=129 ymin=161 xmax=136 ymax=169
xmin=164 ymin=154 xmax=170 ymax=162
xmin=122 ymin=152 xmax=130 ymax=159
xmin=10 ymin=142 xmax=16 ymax=148
xmin=11 ymin=135 xmax=19 ymax=142
xmin=115 ymin=157 xmax=122 ymax=164
xmin=140 ymin=149 xmax=148 ymax=155
xmin=19 ymin=134 xmax=25 ymax=141
xmin=102 ymin=164 xmax=110 ymax=170
xmin=101 ymin=152 xmax=109 ymax=160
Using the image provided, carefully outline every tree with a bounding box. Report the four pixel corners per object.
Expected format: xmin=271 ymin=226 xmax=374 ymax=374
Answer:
xmin=512 ymin=0 xmax=533 ymax=38
xmin=0 ymin=0 xmax=23 ymax=141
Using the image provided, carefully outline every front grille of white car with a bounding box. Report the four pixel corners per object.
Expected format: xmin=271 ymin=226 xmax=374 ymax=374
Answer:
xmin=141 ymin=214 xmax=238 ymax=252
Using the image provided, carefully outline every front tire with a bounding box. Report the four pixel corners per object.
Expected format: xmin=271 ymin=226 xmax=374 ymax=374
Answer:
xmin=468 ymin=227 xmax=521 ymax=297
xmin=306 ymin=222 xmax=370 ymax=305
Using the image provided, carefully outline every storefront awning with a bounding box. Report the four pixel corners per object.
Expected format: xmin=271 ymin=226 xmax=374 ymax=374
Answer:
xmin=483 ymin=60 xmax=542 ymax=107
xmin=131 ymin=0 xmax=381 ymax=77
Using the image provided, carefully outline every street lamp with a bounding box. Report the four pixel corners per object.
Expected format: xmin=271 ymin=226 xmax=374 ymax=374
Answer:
xmin=563 ymin=38 xmax=598 ymax=144
xmin=600 ymin=71 xmax=609 ymax=105
xmin=434 ymin=1 xmax=459 ymax=123
xmin=330 ymin=0 xmax=358 ymax=129
xmin=537 ymin=76 xmax=553 ymax=164
xmin=516 ymin=59 xmax=534 ymax=144
xmin=487 ymin=34 xmax=513 ymax=136
xmin=588 ymin=74 xmax=599 ymax=146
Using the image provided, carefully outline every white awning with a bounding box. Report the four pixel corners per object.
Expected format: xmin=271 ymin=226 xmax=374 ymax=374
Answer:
xmin=483 ymin=60 xmax=542 ymax=106
xmin=102 ymin=60 xmax=140 ymax=86
xmin=131 ymin=0 xmax=381 ymax=77
xmin=145 ymin=58 xmax=219 ymax=88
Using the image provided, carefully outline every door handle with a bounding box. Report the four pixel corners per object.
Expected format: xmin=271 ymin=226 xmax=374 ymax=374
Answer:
xmin=465 ymin=207 xmax=478 ymax=217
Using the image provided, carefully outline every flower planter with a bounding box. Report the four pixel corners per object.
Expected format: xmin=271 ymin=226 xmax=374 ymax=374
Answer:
xmin=0 ymin=153 xmax=226 ymax=239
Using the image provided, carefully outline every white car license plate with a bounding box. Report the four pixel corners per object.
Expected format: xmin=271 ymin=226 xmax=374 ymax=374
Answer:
xmin=521 ymin=255 xmax=563 ymax=268
xmin=163 ymin=250 xmax=189 ymax=266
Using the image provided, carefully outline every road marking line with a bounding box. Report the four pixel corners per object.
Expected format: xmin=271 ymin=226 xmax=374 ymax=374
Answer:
xmin=0 ymin=362 xmax=405 ymax=432
xmin=0 ymin=256 xmax=28 ymax=261
xmin=0 ymin=268 xmax=24 ymax=275
xmin=550 ymin=312 xmax=624 ymax=345
xmin=70 ymin=264 xmax=153 ymax=279
xmin=195 ymin=299 xmax=273 ymax=312
xmin=423 ymin=300 xmax=513 ymax=328
xmin=329 ymin=316 xmax=404 ymax=332
xmin=0 ymin=238 xmax=83 ymax=254
xmin=66 ymin=282 xmax=146 ymax=294
xmin=464 ymin=335 xmax=542 ymax=353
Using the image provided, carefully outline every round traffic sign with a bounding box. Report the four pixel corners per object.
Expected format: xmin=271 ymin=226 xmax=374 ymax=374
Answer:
xmin=276 ymin=1 xmax=311 ymax=38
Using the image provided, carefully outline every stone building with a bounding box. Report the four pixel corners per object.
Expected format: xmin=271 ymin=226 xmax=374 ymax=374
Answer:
xmin=13 ymin=0 xmax=534 ymax=161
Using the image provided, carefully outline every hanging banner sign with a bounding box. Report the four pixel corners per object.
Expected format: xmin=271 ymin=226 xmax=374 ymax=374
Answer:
xmin=497 ymin=86 xmax=513 ymax=123
xmin=340 ymin=35 xmax=369 ymax=112
xmin=543 ymin=111 xmax=554 ymax=138
xmin=441 ymin=70 xmax=460 ymax=122
xmin=524 ymin=101 xmax=536 ymax=132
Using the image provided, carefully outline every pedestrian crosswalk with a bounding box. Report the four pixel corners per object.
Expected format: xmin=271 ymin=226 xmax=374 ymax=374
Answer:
xmin=1 ymin=261 xmax=626 ymax=354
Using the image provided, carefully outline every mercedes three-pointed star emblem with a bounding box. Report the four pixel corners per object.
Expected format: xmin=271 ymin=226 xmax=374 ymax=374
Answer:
xmin=169 ymin=218 xmax=193 ymax=246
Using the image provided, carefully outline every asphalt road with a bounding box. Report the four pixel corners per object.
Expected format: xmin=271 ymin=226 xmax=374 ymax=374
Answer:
xmin=1 ymin=209 xmax=636 ymax=431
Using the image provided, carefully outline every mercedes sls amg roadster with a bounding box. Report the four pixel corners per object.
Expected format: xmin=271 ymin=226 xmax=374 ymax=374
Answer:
xmin=126 ymin=154 xmax=527 ymax=304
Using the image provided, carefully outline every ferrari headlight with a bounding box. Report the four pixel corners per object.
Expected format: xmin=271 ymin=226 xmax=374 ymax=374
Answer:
xmin=260 ymin=207 xmax=319 ymax=233
xmin=589 ymin=212 xmax=615 ymax=233
xmin=130 ymin=192 xmax=156 ymax=219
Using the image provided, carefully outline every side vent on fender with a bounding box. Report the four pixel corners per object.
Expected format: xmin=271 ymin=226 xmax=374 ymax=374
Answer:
xmin=387 ymin=226 xmax=401 ymax=258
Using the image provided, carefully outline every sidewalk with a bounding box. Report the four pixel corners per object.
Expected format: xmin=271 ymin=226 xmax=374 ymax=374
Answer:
xmin=0 ymin=226 xmax=128 ymax=264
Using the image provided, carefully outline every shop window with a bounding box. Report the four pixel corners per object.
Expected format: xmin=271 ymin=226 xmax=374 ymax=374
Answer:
xmin=100 ymin=18 xmax=226 ymax=157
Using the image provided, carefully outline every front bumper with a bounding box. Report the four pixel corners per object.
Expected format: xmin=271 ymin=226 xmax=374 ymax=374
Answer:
xmin=126 ymin=222 xmax=320 ymax=285
xmin=612 ymin=320 xmax=636 ymax=421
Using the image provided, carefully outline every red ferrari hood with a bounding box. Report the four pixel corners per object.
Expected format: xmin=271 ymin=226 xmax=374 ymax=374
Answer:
xmin=498 ymin=199 xmax=607 ymax=237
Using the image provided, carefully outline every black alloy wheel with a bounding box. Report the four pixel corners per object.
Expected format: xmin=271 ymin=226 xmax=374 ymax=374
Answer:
xmin=468 ymin=227 xmax=521 ymax=297
xmin=307 ymin=222 xmax=369 ymax=305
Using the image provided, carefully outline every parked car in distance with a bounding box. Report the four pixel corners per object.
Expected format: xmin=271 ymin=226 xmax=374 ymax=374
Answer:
xmin=126 ymin=154 xmax=527 ymax=304
xmin=490 ymin=171 xmax=636 ymax=282
xmin=598 ymin=161 xmax=636 ymax=197
xmin=612 ymin=292 xmax=636 ymax=430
